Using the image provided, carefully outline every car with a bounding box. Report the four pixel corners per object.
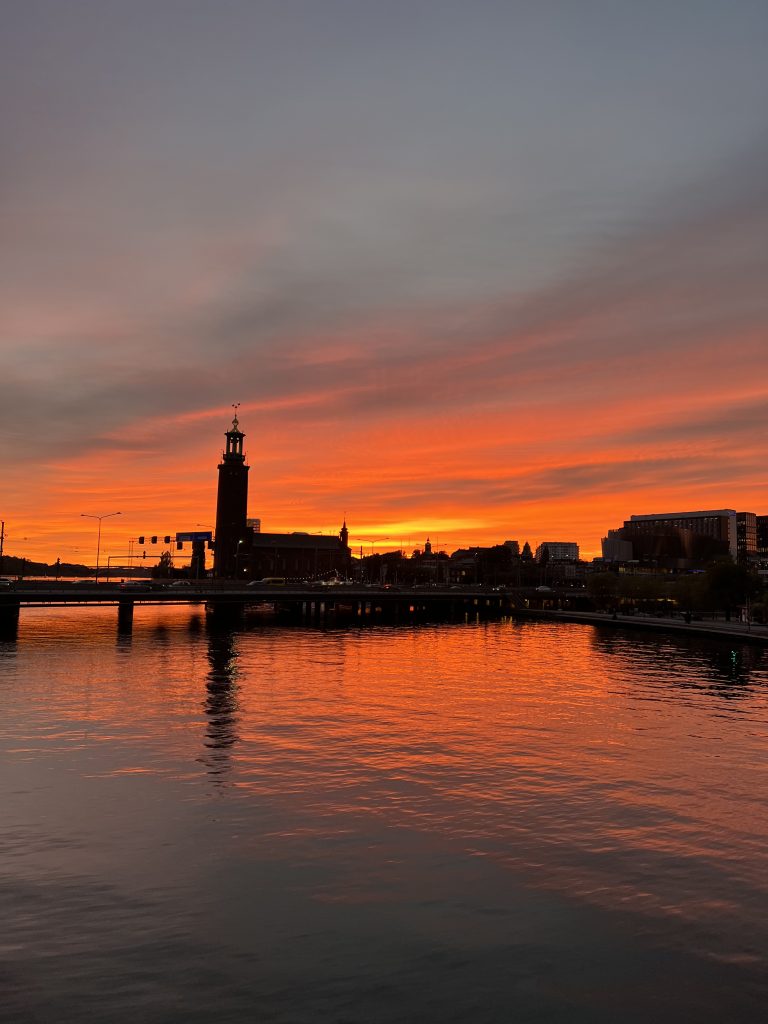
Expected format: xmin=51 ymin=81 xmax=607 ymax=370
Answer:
xmin=169 ymin=580 xmax=191 ymax=587
xmin=535 ymin=585 xmax=553 ymax=592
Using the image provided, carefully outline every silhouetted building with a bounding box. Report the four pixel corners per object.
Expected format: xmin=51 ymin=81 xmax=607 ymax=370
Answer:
xmin=404 ymin=537 xmax=448 ymax=584
xmin=626 ymin=525 xmax=729 ymax=566
xmin=212 ymin=414 xmax=350 ymax=579
xmin=535 ymin=542 xmax=579 ymax=562
xmin=601 ymin=509 xmax=737 ymax=569
xmin=448 ymin=544 xmax=515 ymax=585
xmin=756 ymin=515 xmax=768 ymax=567
xmin=214 ymin=412 xmax=250 ymax=577
xmin=736 ymin=512 xmax=757 ymax=566
xmin=246 ymin=528 xmax=351 ymax=580
xmin=627 ymin=510 xmax=737 ymax=560
xmin=601 ymin=530 xmax=634 ymax=562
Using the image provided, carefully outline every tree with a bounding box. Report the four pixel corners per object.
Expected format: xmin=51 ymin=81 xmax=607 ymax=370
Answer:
xmin=704 ymin=562 xmax=760 ymax=621
xmin=521 ymin=542 xmax=533 ymax=561
xmin=586 ymin=572 xmax=618 ymax=611
xmin=152 ymin=550 xmax=174 ymax=579
xmin=618 ymin=573 xmax=669 ymax=613
xmin=673 ymin=575 xmax=709 ymax=617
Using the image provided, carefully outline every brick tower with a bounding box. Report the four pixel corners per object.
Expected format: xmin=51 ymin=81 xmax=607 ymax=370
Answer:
xmin=213 ymin=406 xmax=249 ymax=578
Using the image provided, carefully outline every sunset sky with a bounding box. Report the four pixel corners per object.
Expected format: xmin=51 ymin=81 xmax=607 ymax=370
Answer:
xmin=2 ymin=0 xmax=767 ymax=566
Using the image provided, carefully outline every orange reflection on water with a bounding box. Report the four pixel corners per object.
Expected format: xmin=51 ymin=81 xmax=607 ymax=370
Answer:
xmin=4 ymin=606 xmax=768 ymax=967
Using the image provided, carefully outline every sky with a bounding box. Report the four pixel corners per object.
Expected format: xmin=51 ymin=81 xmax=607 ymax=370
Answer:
xmin=2 ymin=0 xmax=767 ymax=566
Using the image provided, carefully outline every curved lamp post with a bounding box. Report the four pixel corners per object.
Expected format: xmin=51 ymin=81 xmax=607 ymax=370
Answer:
xmin=81 ymin=511 xmax=121 ymax=583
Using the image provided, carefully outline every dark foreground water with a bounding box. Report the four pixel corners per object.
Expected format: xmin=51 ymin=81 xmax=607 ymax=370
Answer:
xmin=1 ymin=607 xmax=767 ymax=1023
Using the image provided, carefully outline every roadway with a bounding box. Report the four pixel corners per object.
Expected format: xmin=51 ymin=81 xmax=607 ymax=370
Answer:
xmin=0 ymin=580 xmax=503 ymax=608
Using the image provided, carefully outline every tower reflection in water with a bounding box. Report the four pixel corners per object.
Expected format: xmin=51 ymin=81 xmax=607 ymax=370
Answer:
xmin=200 ymin=622 xmax=241 ymax=779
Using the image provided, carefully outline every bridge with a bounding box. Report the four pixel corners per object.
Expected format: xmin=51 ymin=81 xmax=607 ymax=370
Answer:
xmin=4 ymin=581 xmax=764 ymax=645
xmin=0 ymin=580 xmax=525 ymax=636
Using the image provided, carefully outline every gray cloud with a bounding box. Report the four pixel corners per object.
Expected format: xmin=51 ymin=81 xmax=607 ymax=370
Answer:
xmin=1 ymin=1 xmax=767 ymax=532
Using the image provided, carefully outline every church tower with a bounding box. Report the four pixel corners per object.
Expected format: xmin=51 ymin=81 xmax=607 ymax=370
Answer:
xmin=213 ymin=406 xmax=250 ymax=578
xmin=339 ymin=518 xmax=349 ymax=548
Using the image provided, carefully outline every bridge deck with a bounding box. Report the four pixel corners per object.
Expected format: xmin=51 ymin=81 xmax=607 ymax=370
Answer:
xmin=0 ymin=582 xmax=509 ymax=607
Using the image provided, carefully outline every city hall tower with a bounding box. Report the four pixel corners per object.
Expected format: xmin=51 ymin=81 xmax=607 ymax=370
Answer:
xmin=213 ymin=406 xmax=249 ymax=577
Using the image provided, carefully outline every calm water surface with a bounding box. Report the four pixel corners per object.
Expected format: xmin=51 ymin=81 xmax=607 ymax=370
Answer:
xmin=1 ymin=607 xmax=767 ymax=1022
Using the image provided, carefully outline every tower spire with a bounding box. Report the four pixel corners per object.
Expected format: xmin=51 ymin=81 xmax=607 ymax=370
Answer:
xmin=223 ymin=405 xmax=245 ymax=461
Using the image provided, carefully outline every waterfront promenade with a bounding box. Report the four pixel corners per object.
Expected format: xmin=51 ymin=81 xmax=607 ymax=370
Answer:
xmin=511 ymin=606 xmax=768 ymax=645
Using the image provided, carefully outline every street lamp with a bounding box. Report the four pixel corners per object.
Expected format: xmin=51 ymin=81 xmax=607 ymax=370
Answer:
xmin=81 ymin=511 xmax=121 ymax=582
xmin=235 ymin=538 xmax=246 ymax=579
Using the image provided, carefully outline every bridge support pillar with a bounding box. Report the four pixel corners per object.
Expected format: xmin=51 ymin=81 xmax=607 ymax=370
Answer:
xmin=0 ymin=600 xmax=20 ymax=641
xmin=206 ymin=602 xmax=244 ymax=626
xmin=117 ymin=599 xmax=134 ymax=632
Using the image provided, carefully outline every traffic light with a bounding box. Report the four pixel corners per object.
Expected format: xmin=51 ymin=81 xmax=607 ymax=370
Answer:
xmin=176 ymin=541 xmax=183 ymax=550
xmin=164 ymin=536 xmax=171 ymax=544
xmin=151 ymin=536 xmax=157 ymax=544
xmin=138 ymin=536 xmax=145 ymax=544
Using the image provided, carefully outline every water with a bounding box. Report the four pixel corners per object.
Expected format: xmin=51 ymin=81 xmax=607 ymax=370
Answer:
xmin=1 ymin=607 xmax=767 ymax=1022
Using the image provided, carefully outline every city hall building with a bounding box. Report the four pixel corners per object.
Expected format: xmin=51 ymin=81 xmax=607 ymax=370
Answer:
xmin=213 ymin=413 xmax=351 ymax=580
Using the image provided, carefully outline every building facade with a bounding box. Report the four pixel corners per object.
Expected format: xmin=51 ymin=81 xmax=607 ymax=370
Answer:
xmin=757 ymin=516 xmax=768 ymax=562
xmin=535 ymin=542 xmax=579 ymax=562
xmin=601 ymin=530 xmax=634 ymax=562
xmin=627 ymin=510 xmax=737 ymax=561
xmin=736 ymin=512 xmax=757 ymax=566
